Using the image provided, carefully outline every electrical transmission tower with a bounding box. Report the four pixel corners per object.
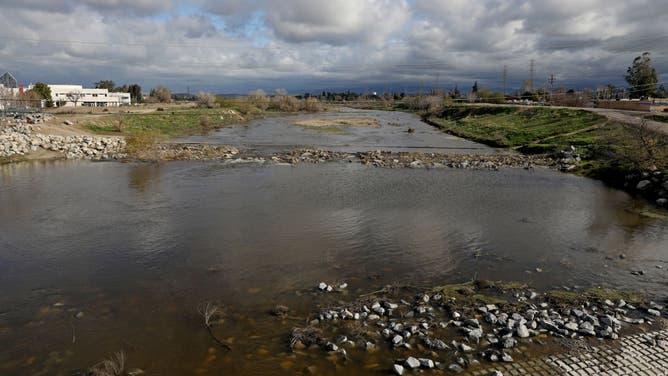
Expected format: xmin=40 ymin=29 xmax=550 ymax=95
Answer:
xmin=529 ymin=59 xmax=535 ymax=92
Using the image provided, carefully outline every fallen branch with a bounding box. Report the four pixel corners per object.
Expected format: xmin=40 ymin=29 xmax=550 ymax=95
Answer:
xmin=198 ymin=302 xmax=232 ymax=351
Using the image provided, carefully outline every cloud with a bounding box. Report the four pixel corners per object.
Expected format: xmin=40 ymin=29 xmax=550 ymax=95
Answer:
xmin=0 ymin=0 xmax=665 ymax=92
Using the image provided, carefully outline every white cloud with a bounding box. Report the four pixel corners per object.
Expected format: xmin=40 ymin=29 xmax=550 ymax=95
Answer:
xmin=0 ymin=0 xmax=665 ymax=92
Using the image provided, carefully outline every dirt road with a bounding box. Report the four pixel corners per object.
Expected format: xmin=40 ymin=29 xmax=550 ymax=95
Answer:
xmin=587 ymin=108 xmax=668 ymax=135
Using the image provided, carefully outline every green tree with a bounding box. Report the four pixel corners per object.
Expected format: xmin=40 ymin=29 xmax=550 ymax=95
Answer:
xmin=625 ymin=52 xmax=658 ymax=98
xmin=30 ymin=82 xmax=53 ymax=107
xmin=128 ymin=84 xmax=143 ymax=103
xmin=656 ymin=84 xmax=667 ymax=99
xmin=95 ymin=80 xmax=116 ymax=91
xmin=472 ymin=81 xmax=479 ymax=94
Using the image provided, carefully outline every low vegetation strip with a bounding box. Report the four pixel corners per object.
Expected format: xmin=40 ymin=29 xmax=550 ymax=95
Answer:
xmin=426 ymin=107 xmax=605 ymax=150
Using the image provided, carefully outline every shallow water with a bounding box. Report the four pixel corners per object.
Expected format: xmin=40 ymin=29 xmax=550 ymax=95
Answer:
xmin=1 ymin=160 xmax=667 ymax=375
xmin=180 ymin=108 xmax=497 ymax=154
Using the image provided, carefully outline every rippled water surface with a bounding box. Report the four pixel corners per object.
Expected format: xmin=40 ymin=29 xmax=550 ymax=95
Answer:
xmin=180 ymin=108 xmax=497 ymax=154
xmin=1 ymin=158 xmax=667 ymax=375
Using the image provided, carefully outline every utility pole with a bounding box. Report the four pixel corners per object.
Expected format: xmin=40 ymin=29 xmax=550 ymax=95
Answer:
xmin=529 ymin=59 xmax=535 ymax=92
xmin=503 ymin=65 xmax=508 ymax=96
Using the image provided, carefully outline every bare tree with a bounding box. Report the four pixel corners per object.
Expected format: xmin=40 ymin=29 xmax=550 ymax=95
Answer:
xmin=0 ymin=86 xmax=16 ymax=110
xmin=619 ymin=119 xmax=668 ymax=170
xmin=66 ymin=91 xmax=82 ymax=107
xmin=89 ymin=351 xmax=126 ymax=376
xmin=247 ymin=89 xmax=269 ymax=110
xmin=196 ymin=92 xmax=219 ymax=108
xmin=198 ymin=301 xmax=231 ymax=351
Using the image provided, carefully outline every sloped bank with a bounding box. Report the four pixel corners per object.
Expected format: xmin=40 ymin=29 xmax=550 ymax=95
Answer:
xmin=0 ymin=124 xmax=126 ymax=162
xmin=422 ymin=106 xmax=668 ymax=208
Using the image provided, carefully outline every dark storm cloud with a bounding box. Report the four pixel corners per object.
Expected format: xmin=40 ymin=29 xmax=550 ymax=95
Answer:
xmin=0 ymin=0 xmax=666 ymax=92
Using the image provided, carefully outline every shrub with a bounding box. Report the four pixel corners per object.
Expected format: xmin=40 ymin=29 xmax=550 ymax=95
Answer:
xmin=247 ymin=89 xmax=269 ymax=111
xmin=149 ymin=86 xmax=172 ymax=103
xmin=197 ymin=92 xmax=219 ymax=108
xmin=302 ymin=97 xmax=322 ymax=112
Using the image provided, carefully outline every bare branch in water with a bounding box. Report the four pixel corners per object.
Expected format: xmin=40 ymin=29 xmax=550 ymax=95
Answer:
xmin=198 ymin=301 xmax=231 ymax=351
xmin=89 ymin=351 xmax=126 ymax=376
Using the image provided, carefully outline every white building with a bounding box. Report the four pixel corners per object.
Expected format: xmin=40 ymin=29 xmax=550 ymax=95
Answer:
xmin=44 ymin=84 xmax=131 ymax=107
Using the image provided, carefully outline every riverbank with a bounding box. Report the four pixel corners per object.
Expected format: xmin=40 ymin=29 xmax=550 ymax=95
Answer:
xmin=283 ymin=279 xmax=666 ymax=375
xmin=0 ymin=124 xmax=126 ymax=162
xmin=421 ymin=106 xmax=668 ymax=207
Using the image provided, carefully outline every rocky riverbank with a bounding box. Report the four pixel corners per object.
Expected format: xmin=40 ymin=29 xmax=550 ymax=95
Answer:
xmin=287 ymin=281 xmax=666 ymax=375
xmin=0 ymin=124 xmax=126 ymax=161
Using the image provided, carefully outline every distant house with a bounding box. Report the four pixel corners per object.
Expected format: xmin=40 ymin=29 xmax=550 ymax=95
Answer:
xmin=44 ymin=84 xmax=131 ymax=107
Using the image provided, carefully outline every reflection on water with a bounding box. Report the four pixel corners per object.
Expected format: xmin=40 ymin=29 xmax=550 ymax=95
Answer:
xmin=0 ymin=160 xmax=667 ymax=375
xmin=128 ymin=163 xmax=163 ymax=193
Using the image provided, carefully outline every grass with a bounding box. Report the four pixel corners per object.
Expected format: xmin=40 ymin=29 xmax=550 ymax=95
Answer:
xmin=545 ymin=288 xmax=643 ymax=306
xmin=428 ymin=107 xmax=606 ymax=150
xmin=84 ymin=107 xmax=248 ymax=137
xmin=431 ymin=280 xmax=529 ymax=308
xmin=426 ymin=106 xmax=668 ymax=190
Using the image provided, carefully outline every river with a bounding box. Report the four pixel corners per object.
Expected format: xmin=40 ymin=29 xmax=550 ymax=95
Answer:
xmin=0 ymin=110 xmax=667 ymax=375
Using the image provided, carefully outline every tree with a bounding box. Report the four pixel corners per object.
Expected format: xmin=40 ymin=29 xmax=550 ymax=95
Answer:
xmin=149 ymin=86 xmax=172 ymax=103
xmin=66 ymin=91 xmax=82 ymax=107
xmin=472 ymin=81 xmax=479 ymax=94
xmin=247 ymin=89 xmax=269 ymax=110
xmin=625 ymin=52 xmax=658 ymax=98
xmin=656 ymin=84 xmax=667 ymax=99
xmin=95 ymin=80 xmax=115 ymax=91
xmin=30 ymin=82 xmax=53 ymax=107
xmin=128 ymin=84 xmax=142 ymax=103
xmin=17 ymin=90 xmax=41 ymax=108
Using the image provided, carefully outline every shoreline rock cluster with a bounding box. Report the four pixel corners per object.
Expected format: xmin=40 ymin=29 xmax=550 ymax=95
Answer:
xmin=289 ymin=283 xmax=666 ymax=375
xmin=269 ymin=149 xmax=554 ymax=170
xmin=626 ymin=170 xmax=668 ymax=208
xmin=0 ymin=124 xmax=126 ymax=160
xmin=148 ymin=143 xmax=240 ymax=161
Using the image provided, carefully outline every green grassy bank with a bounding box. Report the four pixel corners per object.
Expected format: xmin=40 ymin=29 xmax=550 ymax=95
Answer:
xmin=424 ymin=106 xmax=668 ymax=206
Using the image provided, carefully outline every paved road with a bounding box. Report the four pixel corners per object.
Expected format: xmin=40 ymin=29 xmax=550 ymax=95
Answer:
xmin=471 ymin=330 xmax=668 ymax=376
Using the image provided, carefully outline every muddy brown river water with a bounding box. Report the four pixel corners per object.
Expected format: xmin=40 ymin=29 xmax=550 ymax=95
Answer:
xmin=1 ymin=111 xmax=667 ymax=375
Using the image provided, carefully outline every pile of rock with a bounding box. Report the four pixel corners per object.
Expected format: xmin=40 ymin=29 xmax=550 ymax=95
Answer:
xmin=266 ymin=148 xmax=553 ymax=170
xmin=270 ymin=149 xmax=355 ymax=165
xmin=31 ymin=134 xmax=126 ymax=160
xmin=556 ymin=146 xmax=581 ymax=172
xmin=358 ymin=151 xmax=548 ymax=170
xmin=153 ymin=143 xmax=239 ymax=161
xmin=626 ymin=170 xmax=668 ymax=207
xmin=295 ymin=285 xmax=666 ymax=375
xmin=0 ymin=124 xmax=126 ymax=160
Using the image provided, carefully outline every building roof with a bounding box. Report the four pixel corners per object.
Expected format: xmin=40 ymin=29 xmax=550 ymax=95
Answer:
xmin=0 ymin=72 xmax=18 ymax=88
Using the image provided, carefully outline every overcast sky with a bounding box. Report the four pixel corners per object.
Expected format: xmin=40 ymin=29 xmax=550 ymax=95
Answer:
xmin=0 ymin=0 xmax=666 ymax=93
